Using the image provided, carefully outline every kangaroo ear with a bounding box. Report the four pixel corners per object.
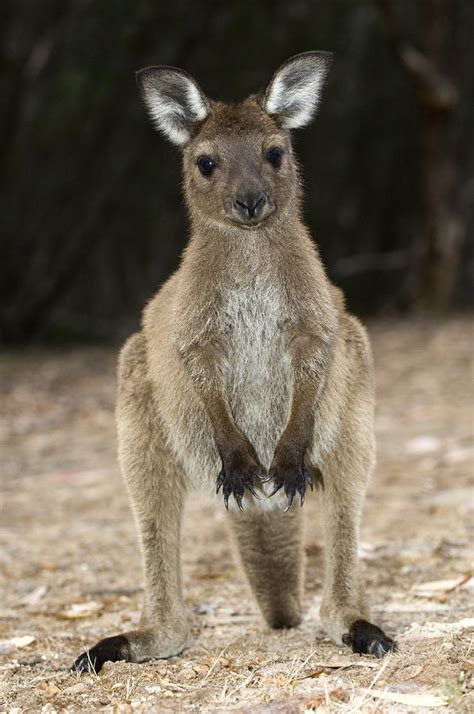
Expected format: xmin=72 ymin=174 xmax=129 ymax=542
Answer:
xmin=262 ymin=51 xmax=332 ymax=129
xmin=136 ymin=66 xmax=210 ymax=145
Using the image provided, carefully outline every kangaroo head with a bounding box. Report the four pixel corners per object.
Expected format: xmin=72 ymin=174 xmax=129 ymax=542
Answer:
xmin=137 ymin=52 xmax=331 ymax=230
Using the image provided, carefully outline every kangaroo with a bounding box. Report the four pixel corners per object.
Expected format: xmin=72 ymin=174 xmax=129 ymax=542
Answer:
xmin=73 ymin=52 xmax=394 ymax=674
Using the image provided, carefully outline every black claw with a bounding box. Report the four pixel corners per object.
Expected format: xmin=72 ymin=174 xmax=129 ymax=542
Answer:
xmin=343 ymin=620 xmax=395 ymax=659
xmin=216 ymin=460 xmax=261 ymax=510
xmin=247 ymin=484 xmax=261 ymax=499
xmin=286 ymin=489 xmax=295 ymax=509
xmin=72 ymin=635 xmax=131 ymax=675
xmin=72 ymin=652 xmax=98 ymax=674
xmin=269 ymin=481 xmax=283 ymax=497
xmin=296 ymin=476 xmax=306 ymax=505
xmin=223 ymin=480 xmax=232 ymax=508
xmin=370 ymin=641 xmax=386 ymax=659
xmin=266 ymin=460 xmax=317 ymax=509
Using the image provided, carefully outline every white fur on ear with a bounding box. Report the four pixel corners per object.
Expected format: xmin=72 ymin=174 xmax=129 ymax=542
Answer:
xmin=263 ymin=51 xmax=332 ymax=129
xmin=137 ymin=66 xmax=210 ymax=145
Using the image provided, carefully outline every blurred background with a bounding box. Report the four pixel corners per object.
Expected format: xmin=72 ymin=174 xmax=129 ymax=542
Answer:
xmin=1 ymin=0 xmax=473 ymax=343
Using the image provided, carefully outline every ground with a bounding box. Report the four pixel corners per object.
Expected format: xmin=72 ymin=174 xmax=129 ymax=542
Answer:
xmin=1 ymin=318 xmax=473 ymax=713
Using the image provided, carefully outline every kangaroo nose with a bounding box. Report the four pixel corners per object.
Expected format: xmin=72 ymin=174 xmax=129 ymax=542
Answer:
xmin=234 ymin=190 xmax=267 ymax=220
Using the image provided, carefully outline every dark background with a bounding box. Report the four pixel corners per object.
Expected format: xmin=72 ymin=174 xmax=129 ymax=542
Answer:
xmin=2 ymin=0 xmax=473 ymax=344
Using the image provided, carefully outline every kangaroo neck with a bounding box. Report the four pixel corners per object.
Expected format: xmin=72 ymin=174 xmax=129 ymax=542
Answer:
xmin=184 ymin=213 xmax=308 ymax=275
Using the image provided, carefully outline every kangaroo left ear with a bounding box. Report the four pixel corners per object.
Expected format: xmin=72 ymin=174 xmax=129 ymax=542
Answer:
xmin=262 ymin=51 xmax=332 ymax=129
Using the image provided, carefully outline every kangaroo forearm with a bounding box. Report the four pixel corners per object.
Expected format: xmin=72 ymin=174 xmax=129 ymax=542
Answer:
xmin=268 ymin=339 xmax=330 ymax=508
xmin=200 ymin=386 xmax=249 ymax=458
xmin=281 ymin=331 xmax=333 ymax=454
xmin=280 ymin=376 xmax=319 ymax=456
xmin=178 ymin=341 xmax=251 ymax=458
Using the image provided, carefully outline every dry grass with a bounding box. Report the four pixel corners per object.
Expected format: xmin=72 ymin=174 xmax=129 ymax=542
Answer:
xmin=1 ymin=318 xmax=473 ymax=712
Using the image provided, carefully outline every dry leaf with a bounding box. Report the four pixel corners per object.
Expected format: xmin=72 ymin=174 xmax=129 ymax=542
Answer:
xmin=21 ymin=585 xmax=47 ymax=606
xmin=363 ymin=689 xmax=445 ymax=707
xmin=403 ymin=618 xmax=474 ymax=641
xmin=443 ymin=445 xmax=474 ymax=465
xmin=59 ymin=601 xmax=102 ymax=619
xmin=405 ymin=436 xmax=441 ymax=455
xmin=379 ymin=600 xmax=448 ymax=612
xmin=63 ymin=682 xmax=88 ymax=695
xmin=320 ymin=657 xmax=378 ymax=669
xmin=412 ymin=574 xmax=472 ymax=596
xmin=39 ymin=561 xmax=57 ymax=572
xmin=0 ymin=635 xmax=36 ymax=654
xmin=37 ymin=682 xmax=60 ymax=696
xmin=193 ymin=663 xmax=209 ymax=674
xmin=305 ymin=688 xmax=346 ymax=708
xmin=294 ymin=657 xmax=378 ymax=681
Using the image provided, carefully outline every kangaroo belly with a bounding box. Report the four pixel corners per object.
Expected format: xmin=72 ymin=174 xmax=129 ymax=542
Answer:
xmin=225 ymin=336 xmax=291 ymax=468
xmin=222 ymin=277 xmax=292 ymax=468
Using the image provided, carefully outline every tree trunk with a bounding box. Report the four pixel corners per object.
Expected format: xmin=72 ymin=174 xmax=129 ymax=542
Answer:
xmin=378 ymin=0 xmax=464 ymax=312
xmin=414 ymin=0 xmax=464 ymax=310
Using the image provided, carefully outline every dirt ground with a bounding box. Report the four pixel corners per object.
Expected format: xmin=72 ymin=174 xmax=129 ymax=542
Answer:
xmin=1 ymin=318 xmax=473 ymax=713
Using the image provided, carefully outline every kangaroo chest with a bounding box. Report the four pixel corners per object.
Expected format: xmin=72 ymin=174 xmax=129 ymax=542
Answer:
xmin=218 ymin=274 xmax=292 ymax=466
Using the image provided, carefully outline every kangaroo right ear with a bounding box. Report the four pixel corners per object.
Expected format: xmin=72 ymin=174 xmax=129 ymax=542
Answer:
xmin=136 ymin=66 xmax=210 ymax=145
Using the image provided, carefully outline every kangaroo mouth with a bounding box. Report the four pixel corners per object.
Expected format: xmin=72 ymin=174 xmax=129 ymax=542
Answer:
xmin=227 ymin=204 xmax=275 ymax=229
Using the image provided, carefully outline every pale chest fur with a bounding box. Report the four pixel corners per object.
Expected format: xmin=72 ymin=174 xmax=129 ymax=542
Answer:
xmin=218 ymin=273 xmax=292 ymax=468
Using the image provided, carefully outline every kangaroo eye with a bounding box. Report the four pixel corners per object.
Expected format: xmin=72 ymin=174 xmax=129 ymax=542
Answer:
xmin=197 ymin=155 xmax=216 ymax=175
xmin=266 ymin=147 xmax=283 ymax=167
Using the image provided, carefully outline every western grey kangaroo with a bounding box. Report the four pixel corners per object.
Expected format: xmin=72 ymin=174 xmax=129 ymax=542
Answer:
xmin=73 ymin=51 xmax=394 ymax=674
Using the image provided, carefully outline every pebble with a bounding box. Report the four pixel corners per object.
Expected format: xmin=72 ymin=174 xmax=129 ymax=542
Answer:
xmin=63 ymin=682 xmax=88 ymax=695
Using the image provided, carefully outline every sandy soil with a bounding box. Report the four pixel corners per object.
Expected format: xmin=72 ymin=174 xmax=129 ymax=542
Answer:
xmin=1 ymin=318 xmax=473 ymax=713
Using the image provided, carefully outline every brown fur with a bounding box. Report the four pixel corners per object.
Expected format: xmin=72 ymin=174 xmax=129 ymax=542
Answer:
xmin=72 ymin=53 xmax=394 ymax=674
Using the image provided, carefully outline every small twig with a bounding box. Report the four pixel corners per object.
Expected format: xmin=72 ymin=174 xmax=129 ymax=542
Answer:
xmin=352 ymin=656 xmax=390 ymax=711
xmin=223 ymin=670 xmax=256 ymax=700
xmin=219 ymin=676 xmax=229 ymax=702
xmin=197 ymin=645 xmax=227 ymax=689
xmin=324 ymin=677 xmax=330 ymax=706
xmin=286 ymin=649 xmax=317 ymax=685
xmin=158 ymin=678 xmax=188 ymax=692
xmin=25 ymin=672 xmax=64 ymax=686
xmin=444 ymin=573 xmax=472 ymax=594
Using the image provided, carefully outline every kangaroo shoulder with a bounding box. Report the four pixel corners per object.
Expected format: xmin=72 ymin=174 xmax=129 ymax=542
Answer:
xmin=340 ymin=311 xmax=373 ymax=375
xmin=118 ymin=332 xmax=148 ymax=384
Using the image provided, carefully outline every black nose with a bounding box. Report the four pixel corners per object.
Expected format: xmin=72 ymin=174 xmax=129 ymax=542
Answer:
xmin=234 ymin=190 xmax=267 ymax=220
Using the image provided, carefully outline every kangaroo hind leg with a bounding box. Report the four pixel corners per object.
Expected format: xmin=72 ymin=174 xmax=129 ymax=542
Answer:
xmin=229 ymin=508 xmax=304 ymax=629
xmin=319 ymin=430 xmax=395 ymax=658
xmin=72 ymin=332 xmax=188 ymax=673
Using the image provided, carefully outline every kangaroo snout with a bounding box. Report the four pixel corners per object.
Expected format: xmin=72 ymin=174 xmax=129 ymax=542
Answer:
xmin=232 ymin=189 xmax=272 ymax=225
